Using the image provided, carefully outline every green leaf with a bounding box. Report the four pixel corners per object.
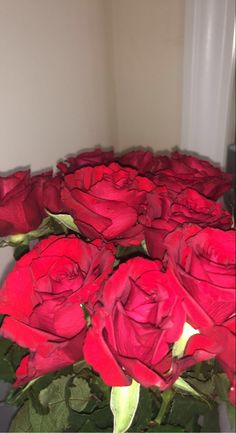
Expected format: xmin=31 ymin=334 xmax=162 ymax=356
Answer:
xmin=46 ymin=210 xmax=80 ymax=233
xmin=0 ymin=337 xmax=12 ymax=356
xmin=147 ymin=424 xmax=184 ymax=432
xmin=29 ymin=412 xmax=54 ymax=432
xmin=90 ymin=404 xmax=113 ymax=430
xmin=110 ymin=379 xmax=140 ymax=433
xmin=9 ymin=401 xmax=32 ymax=432
xmin=68 ymin=377 xmax=91 ymax=412
xmin=0 ymin=358 xmax=15 ymax=382
xmin=168 ymin=395 xmax=209 ymax=432
xmin=201 ymin=402 xmax=220 ymax=432
xmin=90 ymin=375 xmax=111 ymax=401
xmin=37 ymin=376 xmax=70 ymax=431
xmin=174 ymin=377 xmax=202 ymax=400
xmin=116 ymin=244 xmax=147 ymax=260
xmin=68 ymin=402 xmax=113 ymax=432
xmin=187 ymin=376 xmax=215 ymax=399
xmin=172 ymin=322 xmax=199 ymax=359
xmin=73 ymin=359 xmax=91 ymax=374
xmin=39 ymin=375 xmax=69 ymax=407
xmin=214 ymin=373 xmax=230 ymax=401
xmin=131 ymin=387 xmax=153 ymax=431
xmin=6 ymin=343 xmax=28 ymax=370
xmin=13 ymin=243 xmax=29 ymax=261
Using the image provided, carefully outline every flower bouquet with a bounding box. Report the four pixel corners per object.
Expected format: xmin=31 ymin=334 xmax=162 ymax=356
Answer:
xmin=0 ymin=148 xmax=235 ymax=433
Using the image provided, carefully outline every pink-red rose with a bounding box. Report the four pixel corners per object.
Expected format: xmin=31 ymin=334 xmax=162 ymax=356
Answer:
xmin=117 ymin=149 xmax=171 ymax=175
xmin=117 ymin=150 xmax=155 ymax=174
xmin=84 ymin=257 xmax=185 ymax=389
xmin=165 ymin=225 xmax=235 ymax=327
xmin=0 ymin=235 xmax=114 ymax=386
xmin=153 ymin=152 xmax=232 ymax=200
xmin=35 ymin=172 xmax=63 ymax=214
xmin=61 ymin=163 xmax=155 ymax=245
xmin=141 ymin=187 xmax=232 ymax=259
xmin=0 ymin=170 xmax=62 ymax=237
xmin=117 ymin=150 xmax=231 ymax=200
xmin=57 ymin=148 xmax=114 ymax=174
xmin=0 ymin=171 xmax=43 ymax=236
xmin=165 ymin=225 xmax=236 ymax=404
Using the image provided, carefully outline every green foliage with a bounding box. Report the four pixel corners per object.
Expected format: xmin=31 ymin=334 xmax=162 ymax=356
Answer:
xmin=167 ymin=395 xmax=216 ymax=432
xmin=9 ymin=401 xmax=32 ymax=432
xmin=147 ymin=424 xmax=184 ymax=432
xmin=68 ymin=377 xmax=91 ymax=412
xmin=13 ymin=243 xmax=29 ymax=261
xmin=129 ymin=388 xmax=153 ymax=432
xmin=0 ymin=337 xmax=28 ymax=383
xmin=116 ymin=243 xmax=148 ymax=260
xmin=69 ymin=402 xmax=114 ymax=432
xmin=214 ymin=372 xmax=230 ymax=401
xmin=0 ymin=358 xmax=15 ymax=382
xmin=3 ymin=357 xmax=235 ymax=433
xmin=173 ymin=377 xmax=203 ymax=400
xmin=46 ymin=210 xmax=80 ymax=233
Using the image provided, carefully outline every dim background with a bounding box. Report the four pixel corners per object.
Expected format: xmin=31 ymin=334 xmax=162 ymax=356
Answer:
xmin=0 ymin=1 xmax=235 ymax=431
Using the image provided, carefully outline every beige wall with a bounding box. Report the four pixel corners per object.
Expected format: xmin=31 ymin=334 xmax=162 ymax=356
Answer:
xmin=111 ymin=0 xmax=185 ymax=152
xmin=0 ymin=0 xmax=115 ymax=276
xmin=0 ymin=0 xmax=185 ymax=168
xmin=0 ymin=0 xmax=114 ymax=172
xmin=0 ymin=0 xmax=185 ymax=277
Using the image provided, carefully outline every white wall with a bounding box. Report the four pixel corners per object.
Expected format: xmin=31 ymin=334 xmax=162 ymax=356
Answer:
xmin=0 ymin=0 xmax=114 ymax=172
xmin=111 ymin=0 xmax=185 ymax=152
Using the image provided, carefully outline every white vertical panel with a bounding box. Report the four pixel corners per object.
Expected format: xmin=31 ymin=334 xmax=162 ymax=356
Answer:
xmin=181 ymin=0 xmax=235 ymax=165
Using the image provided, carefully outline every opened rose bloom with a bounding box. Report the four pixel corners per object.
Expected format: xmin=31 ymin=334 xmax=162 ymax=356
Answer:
xmin=0 ymin=235 xmax=114 ymax=386
xmin=83 ymin=257 xmax=185 ymax=389
xmin=0 ymin=170 xmax=44 ymax=237
xmin=151 ymin=152 xmax=232 ymax=200
xmin=165 ymin=224 xmax=236 ymax=405
xmin=0 ymin=170 xmax=62 ymax=237
xmin=117 ymin=150 xmax=231 ymax=201
xmin=57 ymin=148 xmax=114 ymax=174
xmin=61 ymin=163 xmax=155 ymax=245
xmin=141 ymin=187 xmax=232 ymax=259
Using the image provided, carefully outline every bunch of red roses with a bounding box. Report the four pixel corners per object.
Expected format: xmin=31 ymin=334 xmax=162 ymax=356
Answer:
xmin=0 ymin=148 xmax=235 ymax=409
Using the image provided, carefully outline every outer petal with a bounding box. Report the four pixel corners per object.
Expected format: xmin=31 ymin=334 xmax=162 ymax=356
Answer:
xmin=0 ymin=317 xmax=60 ymax=353
xmin=83 ymin=311 xmax=130 ymax=386
xmin=15 ymin=330 xmax=86 ymax=386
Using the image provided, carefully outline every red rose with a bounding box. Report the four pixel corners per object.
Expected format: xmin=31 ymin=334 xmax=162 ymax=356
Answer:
xmin=0 ymin=170 xmax=44 ymax=236
xmin=141 ymin=187 xmax=232 ymax=259
xmin=117 ymin=149 xmax=173 ymax=175
xmin=83 ymin=257 xmax=185 ymax=388
xmin=152 ymin=152 xmax=232 ymax=200
xmin=165 ymin=225 xmax=236 ymax=404
xmin=0 ymin=235 xmax=114 ymax=386
xmin=180 ymin=318 xmax=236 ymax=406
xmin=57 ymin=148 xmax=114 ymax=174
xmin=0 ymin=170 xmax=62 ymax=237
xmin=61 ymin=163 xmax=155 ymax=245
xmin=165 ymin=225 xmax=235 ymax=327
xmin=117 ymin=150 xmax=155 ymax=174
xmin=34 ymin=172 xmax=63 ymax=214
